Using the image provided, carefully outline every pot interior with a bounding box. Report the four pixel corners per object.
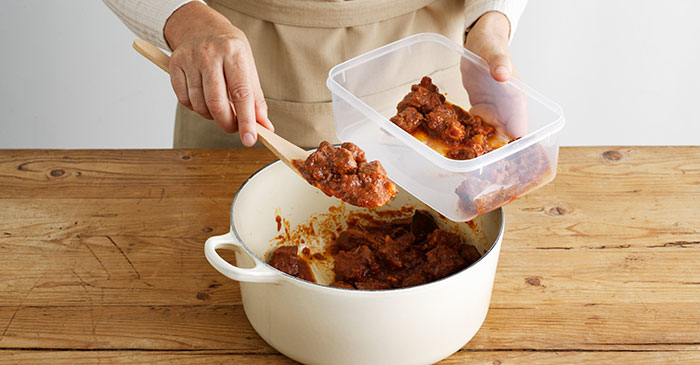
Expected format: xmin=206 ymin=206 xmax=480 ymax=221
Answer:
xmin=230 ymin=160 xmax=503 ymax=285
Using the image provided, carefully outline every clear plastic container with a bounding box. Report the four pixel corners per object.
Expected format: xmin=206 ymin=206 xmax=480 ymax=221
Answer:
xmin=326 ymin=33 xmax=565 ymax=221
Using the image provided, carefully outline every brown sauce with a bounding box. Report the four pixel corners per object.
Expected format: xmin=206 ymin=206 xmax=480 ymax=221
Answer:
xmin=266 ymin=209 xmax=481 ymax=290
xmin=293 ymin=141 xmax=398 ymax=208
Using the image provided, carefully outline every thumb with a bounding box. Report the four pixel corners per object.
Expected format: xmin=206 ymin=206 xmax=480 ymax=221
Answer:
xmin=465 ymin=11 xmax=514 ymax=82
xmin=484 ymin=45 xmax=513 ymax=82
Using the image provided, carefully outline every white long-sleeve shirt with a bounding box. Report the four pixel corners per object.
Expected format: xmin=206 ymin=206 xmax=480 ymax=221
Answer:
xmin=104 ymin=0 xmax=527 ymax=51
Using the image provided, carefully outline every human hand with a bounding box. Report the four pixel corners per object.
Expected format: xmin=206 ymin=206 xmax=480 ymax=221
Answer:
xmin=462 ymin=11 xmax=528 ymax=138
xmin=164 ymin=2 xmax=273 ymax=146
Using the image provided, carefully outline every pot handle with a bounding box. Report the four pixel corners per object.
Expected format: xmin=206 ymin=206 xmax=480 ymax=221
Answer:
xmin=204 ymin=231 xmax=279 ymax=283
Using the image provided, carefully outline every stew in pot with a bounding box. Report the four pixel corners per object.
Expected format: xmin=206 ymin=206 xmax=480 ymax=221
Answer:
xmin=266 ymin=209 xmax=482 ymax=290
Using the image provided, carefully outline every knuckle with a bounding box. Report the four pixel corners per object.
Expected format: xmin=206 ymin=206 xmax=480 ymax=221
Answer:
xmin=170 ymin=50 xmax=184 ymax=63
xmin=229 ymin=85 xmax=251 ymax=102
xmin=169 ymin=58 xmax=183 ymax=70
xmin=224 ymin=37 xmax=246 ymax=52
xmin=171 ymin=51 xmax=192 ymax=67
xmin=206 ymin=99 xmax=228 ymax=115
xmin=171 ymin=78 xmax=186 ymax=91
xmin=176 ymin=95 xmax=191 ymax=107
xmin=191 ymin=102 xmax=208 ymax=116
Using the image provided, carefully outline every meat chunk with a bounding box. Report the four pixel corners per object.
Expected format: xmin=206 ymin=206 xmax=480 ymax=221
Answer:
xmin=331 ymin=228 xmax=366 ymax=253
xmin=423 ymin=245 xmax=466 ymax=280
xmin=343 ymin=161 xmax=397 ymax=208
xmin=390 ymin=106 xmax=424 ymax=133
xmin=267 ymin=245 xmax=315 ymax=282
xmin=376 ymin=236 xmax=410 ymax=269
xmin=396 ymin=77 xmax=445 ymax=113
xmin=329 ymin=146 xmax=357 ymax=175
xmin=459 ymin=244 xmax=481 ymax=265
xmin=340 ymin=141 xmax=365 ymax=164
xmin=426 ymin=104 xmax=458 ymax=132
xmin=267 ymin=246 xmax=299 ymax=276
xmin=423 ymin=229 xmax=462 ymax=252
xmin=444 ymin=121 xmax=467 ymax=141
xmin=333 ymin=245 xmax=378 ymax=283
xmin=401 ymin=272 xmax=427 ymax=288
xmin=446 ymin=147 xmax=477 ymax=160
xmin=292 ymin=141 xmax=397 ymax=207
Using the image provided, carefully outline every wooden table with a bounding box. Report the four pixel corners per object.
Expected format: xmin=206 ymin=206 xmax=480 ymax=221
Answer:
xmin=1 ymin=147 xmax=699 ymax=364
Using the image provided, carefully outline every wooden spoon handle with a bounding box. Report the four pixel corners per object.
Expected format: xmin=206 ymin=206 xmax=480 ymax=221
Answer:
xmin=131 ymin=39 xmax=309 ymax=168
xmin=132 ymin=39 xmax=170 ymax=73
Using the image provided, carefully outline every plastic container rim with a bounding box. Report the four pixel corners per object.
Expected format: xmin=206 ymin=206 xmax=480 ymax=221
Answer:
xmin=326 ymin=32 xmax=565 ymax=173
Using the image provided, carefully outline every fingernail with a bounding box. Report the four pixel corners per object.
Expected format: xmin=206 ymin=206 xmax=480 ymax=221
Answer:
xmin=495 ymin=66 xmax=510 ymax=76
xmin=243 ymin=133 xmax=255 ymax=146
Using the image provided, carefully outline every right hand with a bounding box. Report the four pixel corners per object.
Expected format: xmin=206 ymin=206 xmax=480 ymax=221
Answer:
xmin=462 ymin=12 xmax=528 ymax=139
xmin=164 ymin=2 xmax=273 ymax=147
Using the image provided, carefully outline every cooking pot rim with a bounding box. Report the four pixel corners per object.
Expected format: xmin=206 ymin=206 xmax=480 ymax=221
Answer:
xmin=229 ymin=159 xmax=505 ymax=293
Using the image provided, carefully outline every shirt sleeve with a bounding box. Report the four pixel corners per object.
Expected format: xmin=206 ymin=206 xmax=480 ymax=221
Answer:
xmin=464 ymin=0 xmax=528 ymax=39
xmin=103 ymin=0 xmax=205 ymax=51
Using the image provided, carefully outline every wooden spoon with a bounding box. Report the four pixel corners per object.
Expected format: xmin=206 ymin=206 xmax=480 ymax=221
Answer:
xmin=132 ymin=39 xmax=309 ymax=173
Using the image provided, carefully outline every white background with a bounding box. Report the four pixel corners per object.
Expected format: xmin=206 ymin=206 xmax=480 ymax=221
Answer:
xmin=1 ymin=0 xmax=699 ymax=148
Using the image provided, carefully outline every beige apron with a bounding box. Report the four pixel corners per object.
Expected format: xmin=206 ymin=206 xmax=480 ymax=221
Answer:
xmin=174 ymin=0 xmax=469 ymax=148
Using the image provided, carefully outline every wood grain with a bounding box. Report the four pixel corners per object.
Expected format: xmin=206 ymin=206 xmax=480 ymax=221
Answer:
xmin=1 ymin=350 xmax=698 ymax=364
xmin=0 ymin=147 xmax=699 ymax=363
xmin=0 ymin=149 xmax=276 ymax=199
xmin=0 ymin=351 xmax=297 ymax=365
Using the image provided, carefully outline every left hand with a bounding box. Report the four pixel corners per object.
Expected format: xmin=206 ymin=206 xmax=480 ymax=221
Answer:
xmin=465 ymin=11 xmax=513 ymax=82
xmin=462 ymin=11 xmax=528 ymax=138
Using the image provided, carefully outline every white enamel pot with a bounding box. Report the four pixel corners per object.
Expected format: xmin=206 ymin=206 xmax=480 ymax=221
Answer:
xmin=204 ymin=160 xmax=504 ymax=365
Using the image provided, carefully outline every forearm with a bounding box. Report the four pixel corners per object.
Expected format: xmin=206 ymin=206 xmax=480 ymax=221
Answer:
xmin=103 ymin=0 xmax=204 ymax=50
